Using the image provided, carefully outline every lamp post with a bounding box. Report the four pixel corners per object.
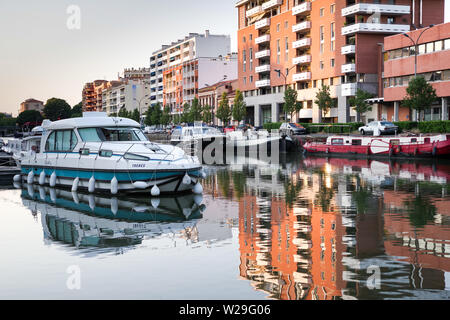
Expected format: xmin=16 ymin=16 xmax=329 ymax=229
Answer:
xmin=134 ymin=94 xmax=149 ymax=127
xmin=275 ymin=65 xmax=297 ymax=122
xmin=401 ymin=24 xmax=435 ymax=121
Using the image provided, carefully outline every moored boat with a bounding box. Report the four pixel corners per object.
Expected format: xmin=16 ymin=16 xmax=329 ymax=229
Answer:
xmin=303 ymin=134 xmax=450 ymax=158
xmin=15 ymin=113 xmax=204 ymax=195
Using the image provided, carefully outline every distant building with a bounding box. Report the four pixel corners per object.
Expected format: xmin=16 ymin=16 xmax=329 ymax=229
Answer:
xmin=101 ymin=80 xmax=150 ymax=116
xmin=122 ymin=68 xmax=151 ymax=83
xmin=198 ymin=79 xmax=238 ymax=125
xmin=82 ymin=80 xmax=109 ymax=112
xmin=19 ymin=99 xmax=44 ymax=114
xmin=149 ymin=30 xmax=237 ymax=112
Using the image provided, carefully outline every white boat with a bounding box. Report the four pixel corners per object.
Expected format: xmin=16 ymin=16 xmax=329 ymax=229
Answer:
xmin=12 ymin=126 xmax=43 ymax=167
xmin=226 ymin=129 xmax=293 ymax=151
xmin=170 ymin=124 xmax=225 ymax=145
xmin=16 ymin=113 xmax=204 ymax=195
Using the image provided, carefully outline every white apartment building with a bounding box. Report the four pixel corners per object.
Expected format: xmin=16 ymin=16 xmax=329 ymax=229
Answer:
xmin=102 ymin=81 xmax=150 ymax=116
xmin=149 ymin=30 xmax=236 ymax=112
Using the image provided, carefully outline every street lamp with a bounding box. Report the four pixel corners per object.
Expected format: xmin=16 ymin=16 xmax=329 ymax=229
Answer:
xmin=134 ymin=94 xmax=149 ymax=127
xmin=275 ymin=65 xmax=297 ymax=122
xmin=401 ymin=24 xmax=434 ymax=121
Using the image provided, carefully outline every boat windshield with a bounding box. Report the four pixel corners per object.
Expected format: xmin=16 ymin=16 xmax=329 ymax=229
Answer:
xmin=78 ymin=127 xmax=148 ymax=142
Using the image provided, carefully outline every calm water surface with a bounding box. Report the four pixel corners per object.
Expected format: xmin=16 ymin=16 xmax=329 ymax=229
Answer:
xmin=1 ymin=155 xmax=450 ymax=300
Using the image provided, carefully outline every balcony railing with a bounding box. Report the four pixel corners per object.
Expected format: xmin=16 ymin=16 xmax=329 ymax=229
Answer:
xmin=341 ymin=45 xmax=356 ymax=55
xmin=293 ymin=72 xmax=311 ymax=82
xmin=255 ymin=49 xmax=271 ymax=59
xmin=341 ymin=63 xmax=356 ymax=73
xmin=342 ymin=3 xmax=410 ymax=17
xmin=255 ymin=65 xmax=271 ymax=73
xmin=255 ymin=34 xmax=270 ymax=44
xmin=292 ymin=2 xmax=311 ymax=16
xmin=293 ymin=21 xmax=311 ymax=33
xmin=293 ymin=38 xmax=311 ymax=49
xmin=255 ymin=79 xmax=271 ymax=88
xmin=342 ymin=23 xmax=410 ymax=35
xmin=262 ymin=0 xmax=282 ymax=11
xmin=341 ymin=83 xmax=357 ymax=96
xmin=293 ymin=55 xmax=312 ymax=65
xmin=246 ymin=5 xmax=263 ymax=17
xmin=255 ymin=18 xmax=271 ymax=29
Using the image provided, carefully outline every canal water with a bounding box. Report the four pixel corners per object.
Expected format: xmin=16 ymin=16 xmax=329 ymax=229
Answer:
xmin=0 ymin=155 xmax=449 ymax=300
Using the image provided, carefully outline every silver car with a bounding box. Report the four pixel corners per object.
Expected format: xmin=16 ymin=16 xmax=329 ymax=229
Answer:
xmin=359 ymin=121 xmax=398 ymax=136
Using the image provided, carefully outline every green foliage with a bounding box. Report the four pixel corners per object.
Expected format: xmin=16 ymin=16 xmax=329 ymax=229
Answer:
xmin=314 ymin=85 xmax=335 ymax=117
xmin=189 ymin=98 xmax=202 ymax=122
xmin=202 ymin=105 xmax=212 ymax=124
xmin=150 ymin=103 xmax=162 ymax=125
xmin=263 ymin=122 xmax=364 ymax=134
xmin=402 ymin=76 xmax=438 ymax=121
xmin=283 ymin=86 xmax=302 ymax=120
xmin=232 ymin=90 xmax=247 ymax=123
xmin=160 ymin=105 xmax=171 ymax=126
xmin=393 ymin=120 xmax=450 ymax=133
xmin=405 ymin=196 xmax=437 ymax=228
xmin=131 ymin=108 xmax=140 ymax=123
xmin=349 ymin=89 xmax=374 ymax=121
xmin=43 ymin=98 xmax=71 ymax=121
xmin=118 ymin=107 xmax=130 ymax=118
xmin=181 ymin=103 xmax=191 ymax=123
xmin=71 ymin=102 xmax=83 ymax=118
xmin=0 ymin=114 xmax=17 ymax=127
xmin=17 ymin=110 xmax=43 ymax=126
xmin=216 ymin=92 xmax=231 ymax=125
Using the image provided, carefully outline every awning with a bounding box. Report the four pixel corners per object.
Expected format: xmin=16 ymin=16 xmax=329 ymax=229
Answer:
xmin=366 ymin=97 xmax=384 ymax=104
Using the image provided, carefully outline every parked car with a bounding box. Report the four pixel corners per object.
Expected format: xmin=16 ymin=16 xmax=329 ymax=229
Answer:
xmin=224 ymin=125 xmax=236 ymax=133
xmin=359 ymin=121 xmax=399 ymax=136
xmin=280 ymin=123 xmax=307 ymax=136
xmin=236 ymin=124 xmax=253 ymax=131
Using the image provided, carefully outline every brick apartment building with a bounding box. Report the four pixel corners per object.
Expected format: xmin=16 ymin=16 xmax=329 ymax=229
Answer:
xmin=236 ymin=0 xmax=445 ymax=125
xmin=149 ymin=31 xmax=237 ymax=114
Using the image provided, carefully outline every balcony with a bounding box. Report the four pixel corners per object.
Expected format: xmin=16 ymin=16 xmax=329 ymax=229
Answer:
xmin=341 ymin=45 xmax=356 ymax=55
xmin=255 ymin=64 xmax=271 ymax=73
xmin=262 ymin=0 xmax=282 ymax=11
xmin=246 ymin=5 xmax=263 ymax=18
xmin=292 ymin=21 xmax=311 ymax=33
xmin=342 ymin=23 xmax=410 ymax=35
xmin=255 ymin=49 xmax=271 ymax=59
xmin=292 ymin=2 xmax=311 ymax=16
xmin=293 ymin=37 xmax=311 ymax=49
xmin=256 ymin=79 xmax=271 ymax=88
xmin=341 ymin=83 xmax=357 ymax=96
xmin=255 ymin=34 xmax=270 ymax=44
xmin=255 ymin=18 xmax=271 ymax=30
xmin=293 ymin=72 xmax=311 ymax=82
xmin=293 ymin=55 xmax=311 ymax=65
xmin=342 ymin=3 xmax=410 ymax=17
xmin=341 ymin=63 xmax=356 ymax=73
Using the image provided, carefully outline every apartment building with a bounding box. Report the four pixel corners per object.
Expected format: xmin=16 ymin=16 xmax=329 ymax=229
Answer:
xmin=381 ymin=22 xmax=450 ymax=122
xmin=198 ymin=80 xmax=238 ymax=125
xmin=236 ymin=0 xmax=445 ymax=125
xmin=149 ymin=30 xmax=237 ymax=113
xmin=101 ymin=81 xmax=150 ymax=116
xmin=19 ymin=99 xmax=44 ymax=114
xmin=121 ymin=67 xmax=150 ymax=83
xmin=82 ymin=80 xmax=110 ymax=112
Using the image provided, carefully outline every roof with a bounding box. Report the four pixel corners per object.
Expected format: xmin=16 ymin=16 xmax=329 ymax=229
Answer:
xmin=22 ymin=99 xmax=43 ymax=104
xmin=45 ymin=114 xmax=140 ymax=131
xmin=198 ymin=79 xmax=237 ymax=93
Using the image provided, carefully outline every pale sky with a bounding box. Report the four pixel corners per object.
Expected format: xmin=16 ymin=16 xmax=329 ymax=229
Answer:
xmin=0 ymin=0 xmax=237 ymax=116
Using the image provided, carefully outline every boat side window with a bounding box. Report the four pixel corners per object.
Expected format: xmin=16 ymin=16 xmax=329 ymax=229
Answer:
xmin=99 ymin=150 xmax=113 ymax=158
xmin=424 ymin=138 xmax=431 ymax=144
xmin=352 ymin=139 xmax=362 ymax=146
xmin=411 ymin=138 xmax=417 ymax=143
xmin=390 ymin=139 xmax=400 ymax=146
xmin=331 ymin=138 xmax=344 ymax=145
xmin=45 ymin=130 xmax=78 ymax=152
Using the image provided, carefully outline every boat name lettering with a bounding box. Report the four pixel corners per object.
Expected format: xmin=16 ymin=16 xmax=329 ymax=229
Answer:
xmin=132 ymin=164 xmax=146 ymax=168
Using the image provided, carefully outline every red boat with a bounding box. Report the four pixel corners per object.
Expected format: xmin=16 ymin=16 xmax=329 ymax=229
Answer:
xmin=303 ymin=134 xmax=450 ymax=158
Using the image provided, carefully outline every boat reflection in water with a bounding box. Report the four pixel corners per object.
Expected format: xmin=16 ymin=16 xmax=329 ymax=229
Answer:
xmin=203 ymin=156 xmax=450 ymax=300
xmin=20 ymin=185 xmax=205 ymax=252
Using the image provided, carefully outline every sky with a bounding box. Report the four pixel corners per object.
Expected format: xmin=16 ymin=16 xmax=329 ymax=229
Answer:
xmin=0 ymin=0 xmax=238 ymax=116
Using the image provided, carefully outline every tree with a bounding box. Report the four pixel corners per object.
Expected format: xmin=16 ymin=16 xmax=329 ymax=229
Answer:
xmin=202 ymin=105 xmax=212 ymax=124
xmin=181 ymin=103 xmax=191 ymax=123
xmin=189 ymin=97 xmax=202 ymax=122
xmin=151 ymin=103 xmax=162 ymax=125
xmin=160 ymin=105 xmax=171 ymax=126
xmin=118 ymin=106 xmax=130 ymax=118
xmin=402 ymin=76 xmax=438 ymax=121
xmin=232 ymin=90 xmax=247 ymax=124
xmin=283 ymin=86 xmax=302 ymax=122
xmin=43 ymin=98 xmax=71 ymax=121
xmin=131 ymin=108 xmax=140 ymax=123
xmin=216 ymin=92 xmax=231 ymax=125
xmin=349 ymin=89 xmax=374 ymax=122
xmin=71 ymin=102 xmax=83 ymax=118
xmin=17 ymin=110 xmax=43 ymax=126
xmin=314 ymin=85 xmax=336 ymax=119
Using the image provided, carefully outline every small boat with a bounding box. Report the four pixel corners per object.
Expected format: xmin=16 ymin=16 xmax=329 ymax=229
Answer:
xmin=303 ymin=134 xmax=450 ymax=158
xmin=12 ymin=126 xmax=43 ymax=167
xmin=170 ymin=124 xmax=225 ymax=145
xmin=16 ymin=113 xmax=204 ymax=195
xmin=227 ymin=129 xmax=294 ymax=152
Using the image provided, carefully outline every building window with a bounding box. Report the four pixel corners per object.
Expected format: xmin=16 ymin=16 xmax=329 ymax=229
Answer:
xmin=285 ymin=21 xmax=288 ymax=29
xmin=330 ymin=77 xmax=334 ymax=85
xmin=277 ymin=39 xmax=281 ymax=64
xmin=387 ymin=17 xmax=395 ymax=24
xmin=243 ymin=36 xmax=246 ymax=43
xmin=331 ymin=59 xmax=335 ymax=67
xmin=320 ymin=8 xmax=324 ymax=17
xmin=249 ymin=34 xmax=253 ymax=41
xmin=320 ymin=61 xmax=324 ymax=69
xmin=250 ymin=75 xmax=253 ymax=83
xmin=331 ymin=22 xmax=335 ymax=40
xmin=285 ymin=37 xmax=289 ymax=61
xmin=249 ymin=48 xmax=253 ymax=71
xmin=277 ymin=23 xmax=280 ymax=32
xmin=330 ymin=4 xmax=335 ymax=14
xmin=243 ymin=50 xmax=246 ymax=72
xmin=243 ymin=77 xmax=246 ymax=85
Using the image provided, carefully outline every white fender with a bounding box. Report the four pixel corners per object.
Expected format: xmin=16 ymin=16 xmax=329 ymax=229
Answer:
xmin=27 ymin=170 xmax=35 ymax=184
xmin=111 ymin=176 xmax=118 ymax=195
xmin=13 ymin=182 xmax=21 ymax=189
xmin=88 ymin=194 xmax=96 ymax=210
xmin=13 ymin=174 xmax=21 ymax=183
xmin=88 ymin=176 xmax=96 ymax=193
xmin=194 ymin=194 xmax=203 ymax=206
xmin=39 ymin=171 xmax=46 ymax=185
xmin=72 ymin=177 xmax=79 ymax=192
xmin=182 ymin=173 xmax=191 ymax=185
xmin=111 ymin=197 xmax=118 ymax=215
xmin=27 ymin=184 xmax=34 ymax=198
xmin=182 ymin=208 xmax=192 ymax=219
xmin=50 ymin=172 xmax=57 ymax=187
xmin=151 ymin=184 xmax=160 ymax=197
xmin=133 ymin=181 xmax=149 ymax=189
xmin=193 ymin=182 xmax=203 ymax=195
xmin=72 ymin=192 xmax=80 ymax=205
xmin=151 ymin=198 xmax=160 ymax=209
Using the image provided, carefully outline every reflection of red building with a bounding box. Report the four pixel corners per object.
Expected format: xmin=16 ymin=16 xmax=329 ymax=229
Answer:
xmin=384 ymin=190 xmax=450 ymax=272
